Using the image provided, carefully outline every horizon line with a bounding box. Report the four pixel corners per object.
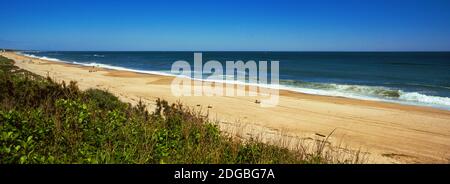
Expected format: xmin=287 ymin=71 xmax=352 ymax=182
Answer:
xmin=4 ymin=49 xmax=450 ymax=53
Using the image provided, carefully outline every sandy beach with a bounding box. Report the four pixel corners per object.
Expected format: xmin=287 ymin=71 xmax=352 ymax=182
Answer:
xmin=2 ymin=52 xmax=450 ymax=164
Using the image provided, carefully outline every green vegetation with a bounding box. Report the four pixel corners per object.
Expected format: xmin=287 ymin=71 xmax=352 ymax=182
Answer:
xmin=0 ymin=55 xmax=363 ymax=164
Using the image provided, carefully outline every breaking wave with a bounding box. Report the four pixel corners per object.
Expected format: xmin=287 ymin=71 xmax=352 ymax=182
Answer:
xmin=279 ymin=80 xmax=450 ymax=109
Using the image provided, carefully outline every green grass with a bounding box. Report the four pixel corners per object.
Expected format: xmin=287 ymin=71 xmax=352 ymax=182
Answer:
xmin=0 ymin=55 xmax=364 ymax=164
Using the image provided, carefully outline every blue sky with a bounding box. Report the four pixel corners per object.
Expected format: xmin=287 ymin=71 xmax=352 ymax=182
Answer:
xmin=1 ymin=0 xmax=450 ymax=51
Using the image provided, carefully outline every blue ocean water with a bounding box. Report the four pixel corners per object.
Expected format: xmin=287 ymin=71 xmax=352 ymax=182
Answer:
xmin=20 ymin=51 xmax=450 ymax=110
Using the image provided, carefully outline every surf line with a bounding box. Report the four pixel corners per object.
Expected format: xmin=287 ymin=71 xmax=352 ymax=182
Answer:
xmin=170 ymin=52 xmax=280 ymax=107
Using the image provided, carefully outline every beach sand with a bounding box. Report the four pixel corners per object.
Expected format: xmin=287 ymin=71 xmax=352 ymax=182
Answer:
xmin=2 ymin=52 xmax=450 ymax=163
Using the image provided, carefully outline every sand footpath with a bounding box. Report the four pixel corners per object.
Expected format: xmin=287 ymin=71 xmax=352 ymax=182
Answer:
xmin=2 ymin=52 xmax=450 ymax=163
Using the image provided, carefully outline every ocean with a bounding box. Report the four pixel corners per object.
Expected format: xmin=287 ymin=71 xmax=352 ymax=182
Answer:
xmin=20 ymin=51 xmax=450 ymax=110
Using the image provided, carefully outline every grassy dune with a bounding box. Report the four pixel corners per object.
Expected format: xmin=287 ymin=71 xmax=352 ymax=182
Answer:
xmin=0 ymin=55 xmax=363 ymax=164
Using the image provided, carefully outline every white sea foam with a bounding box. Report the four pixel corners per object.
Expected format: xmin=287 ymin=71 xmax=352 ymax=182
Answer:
xmin=19 ymin=53 xmax=62 ymax=62
xmin=399 ymin=92 xmax=450 ymax=107
xmin=72 ymin=62 xmax=176 ymax=77
xmin=277 ymin=83 xmax=450 ymax=110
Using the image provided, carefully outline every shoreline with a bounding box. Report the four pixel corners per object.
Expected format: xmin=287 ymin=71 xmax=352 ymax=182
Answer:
xmin=3 ymin=51 xmax=450 ymax=163
xmin=15 ymin=52 xmax=450 ymax=114
xmin=18 ymin=52 xmax=450 ymax=111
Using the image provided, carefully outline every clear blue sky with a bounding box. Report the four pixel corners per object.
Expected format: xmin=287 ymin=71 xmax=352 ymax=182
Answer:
xmin=1 ymin=0 xmax=450 ymax=51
